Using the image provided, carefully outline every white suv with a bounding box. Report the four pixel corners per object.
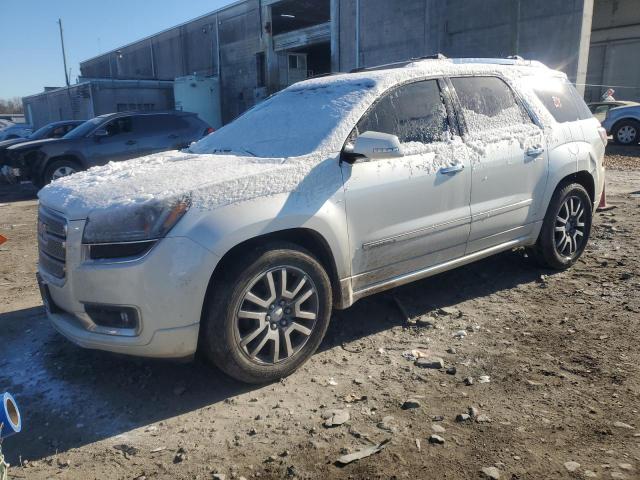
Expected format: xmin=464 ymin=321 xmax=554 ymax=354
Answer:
xmin=37 ymin=58 xmax=606 ymax=383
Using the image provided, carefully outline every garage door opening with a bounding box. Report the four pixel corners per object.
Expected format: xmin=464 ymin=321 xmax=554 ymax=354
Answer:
xmin=277 ymin=42 xmax=331 ymax=89
xmin=271 ymin=0 xmax=330 ymax=36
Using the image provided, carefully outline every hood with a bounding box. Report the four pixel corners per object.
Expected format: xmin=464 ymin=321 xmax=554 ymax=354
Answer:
xmin=38 ymin=150 xmax=332 ymax=220
xmin=0 ymin=137 xmax=28 ymax=150
xmin=7 ymin=137 xmax=62 ymax=151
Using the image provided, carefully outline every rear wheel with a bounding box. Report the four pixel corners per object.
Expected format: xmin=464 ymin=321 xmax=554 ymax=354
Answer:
xmin=528 ymin=183 xmax=592 ymax=270
xmin=613 ymin=119 xmax=640 ymax=145
xmin=201 ymin=242 xmax=332 ymax=384
xmin=42 ymin=159 xmax=81 ymax=186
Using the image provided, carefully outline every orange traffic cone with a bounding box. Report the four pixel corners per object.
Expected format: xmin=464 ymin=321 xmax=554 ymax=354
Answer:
xmin=597 ymin=183 xmax=614 ymax=212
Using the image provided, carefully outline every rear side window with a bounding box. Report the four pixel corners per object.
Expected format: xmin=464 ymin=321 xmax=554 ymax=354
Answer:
xmin=451 ymin=76 xmax=532 ymax=133
xmin=532 ymin=77 xmax=592 ymax=123
xmin=135 ymin=115 xmax=188 ymax=134
xmin=357 ymin=79 xmax=450 ymax=144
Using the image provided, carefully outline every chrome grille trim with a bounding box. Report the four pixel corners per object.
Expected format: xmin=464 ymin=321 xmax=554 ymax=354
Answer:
xmin=38 ymin=207 xmax=67 ymax=279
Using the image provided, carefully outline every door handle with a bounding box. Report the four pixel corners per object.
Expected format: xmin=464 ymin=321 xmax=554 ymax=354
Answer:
xmin=439 ymin=164 xmax=465 ymax=175
xmin=526 ymin=146 xmax=545 ymax=156
xmin=126 ymin=140 xmax=137 ymax=145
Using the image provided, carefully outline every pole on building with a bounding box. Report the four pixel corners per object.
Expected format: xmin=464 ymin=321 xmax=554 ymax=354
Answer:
xmin=58 ymin=19 xmax=70 ymax=87
xmin=355 ymin=0 xmax=361 ymax=69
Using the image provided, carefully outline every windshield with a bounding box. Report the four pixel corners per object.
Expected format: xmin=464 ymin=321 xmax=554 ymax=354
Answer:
xmin=63 ymin=117 xmax=103 ymax=139
xmin=28 ymin=125 xmax=52 ymax=140
xmin=189 ymin=78 xmax=377 ymax=158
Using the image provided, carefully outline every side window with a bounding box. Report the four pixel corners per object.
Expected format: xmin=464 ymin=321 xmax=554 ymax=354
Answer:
xmin=532 ymin=77 xmax=592 ymax=123
xmin=135 ymin=115 xmax=188 ymax=134
xmin=356 ymin=80 xmax=450 ymax=144
xmin=451 ymin=76 xmax=532 ymax=133
xmin=104 ymin=117 xmax=133 ymax=136
xmin=50 ymin=126 xmax=67 ymax=138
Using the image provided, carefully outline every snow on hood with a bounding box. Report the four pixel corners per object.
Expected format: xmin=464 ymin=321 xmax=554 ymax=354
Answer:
xmin=38 ymin=150 xmax=337 ymax=219
xmin=39 ymin=59 xmax=562 ymax=219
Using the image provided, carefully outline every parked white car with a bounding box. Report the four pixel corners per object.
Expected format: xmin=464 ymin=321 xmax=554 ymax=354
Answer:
xmin=37 ymin=57 xmax=605 ymax=383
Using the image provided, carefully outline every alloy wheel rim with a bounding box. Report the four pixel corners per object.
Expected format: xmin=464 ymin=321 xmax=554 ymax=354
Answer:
xmin=52 ymin=166 xmax=76 ymax=180
xmin=234 ymin=266 xmax=319 ymax=365
xmin=554 ymin=196 xmax=586 ymax=258
xmin=617 ymin=126 xmax=636 ymax=144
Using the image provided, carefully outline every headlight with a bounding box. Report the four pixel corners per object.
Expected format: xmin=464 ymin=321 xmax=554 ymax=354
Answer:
xmin=82 ymin=197 xmax=190 ymax=244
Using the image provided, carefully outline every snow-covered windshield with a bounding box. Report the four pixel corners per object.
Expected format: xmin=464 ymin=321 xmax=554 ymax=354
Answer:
xmin=189 ymin=78 xmax=378 ymax=158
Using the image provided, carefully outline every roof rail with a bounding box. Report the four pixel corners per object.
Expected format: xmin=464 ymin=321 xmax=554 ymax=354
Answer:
xmin=349 ymin=53 xmax=448 ymax=74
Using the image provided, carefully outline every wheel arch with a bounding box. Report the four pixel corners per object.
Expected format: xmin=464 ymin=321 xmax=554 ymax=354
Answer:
xmin=557 ymin=170 xmax=595 ymax=204
xmin=39 ymin=154 xmax=83 ymax=180
xmin=200 ymin=228 xmax=345 ymax=330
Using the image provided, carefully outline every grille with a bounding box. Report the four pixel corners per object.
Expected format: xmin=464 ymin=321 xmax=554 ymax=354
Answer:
xmin=38 ymin=207 xmax=67 ymax=279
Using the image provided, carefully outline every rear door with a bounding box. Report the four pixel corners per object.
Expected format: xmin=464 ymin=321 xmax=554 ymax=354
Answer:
xmin=449 ymin=76 xmax=548 ymax=253
xmin=133 ymin=114 xmax=190 ymax=157
xmin=341 ymin=78 xmax=472 ymax=292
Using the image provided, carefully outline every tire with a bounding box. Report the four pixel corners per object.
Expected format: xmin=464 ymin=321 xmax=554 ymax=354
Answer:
xmin=43 ymin=159 xmax=81 ymax=186
xmin=527 ymin=183 xmax=592 ymax=270
xmin=613 ymin=119 xmax=640 ymax=145
xmin=201 ymin=242 xmax=332 ymax=384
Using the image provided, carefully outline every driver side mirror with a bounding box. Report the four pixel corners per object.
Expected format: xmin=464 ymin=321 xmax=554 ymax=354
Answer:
xmin=343 ymin=131 xmax=403 ymax=163
xmin=93 ymin=128 xmax=109 ymax=139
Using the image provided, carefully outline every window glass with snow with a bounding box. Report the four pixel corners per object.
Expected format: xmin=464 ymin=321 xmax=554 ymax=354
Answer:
xmin=356 ymin=80 xmax=449 ymax=144
xmin=451 ymin=76 xmax=532 ymax=133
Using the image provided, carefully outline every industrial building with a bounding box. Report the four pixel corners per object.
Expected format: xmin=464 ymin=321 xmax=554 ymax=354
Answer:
xmin=23 ymin=0 xmax=640 ymax=128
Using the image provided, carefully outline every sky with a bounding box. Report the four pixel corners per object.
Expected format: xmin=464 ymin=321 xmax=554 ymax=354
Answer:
xmin=0 ymin=0 xmax=236 ymax=99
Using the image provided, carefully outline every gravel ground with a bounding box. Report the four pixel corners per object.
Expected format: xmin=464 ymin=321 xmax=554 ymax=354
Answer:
xmin=1 ymin=152 xmax=639 ymax=480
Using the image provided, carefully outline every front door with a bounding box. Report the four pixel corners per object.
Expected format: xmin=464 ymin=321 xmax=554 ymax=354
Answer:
xmin=341 ymin=79 xmax=472 ymax=292
xmin=449 ymin=76 xmax=548 ymax=253
xmin=85 ymin=116 xmax=139 ymax=166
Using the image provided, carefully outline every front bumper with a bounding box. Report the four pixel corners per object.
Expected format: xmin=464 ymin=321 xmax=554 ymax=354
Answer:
xmin=38 ymin=217 xmax=220 ymax=359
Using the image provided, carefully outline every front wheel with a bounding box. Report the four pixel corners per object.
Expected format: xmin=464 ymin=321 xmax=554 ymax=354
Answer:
xmin=528 ymin=183 xmax=592 ymax=270
xmin=42 ymin=159 xmax=81 ymax=186
xmin=201 ymin=242 xmax=332 ymax=384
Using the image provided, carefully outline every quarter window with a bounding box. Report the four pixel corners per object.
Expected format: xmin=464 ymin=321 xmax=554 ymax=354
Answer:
xmin=532 ymin=77 xmax=592 ymax=123
xmin=451 ymin=76 xmax=532 ymax=132
xmin=356 ymin=80 xmax=450 ymax=145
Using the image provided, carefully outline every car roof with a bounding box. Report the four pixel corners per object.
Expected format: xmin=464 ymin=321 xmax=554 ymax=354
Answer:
xmin=96 ymin=110 xmax=196 ymax=120
xmin=47 ymin=120 xmax=86 ymax=127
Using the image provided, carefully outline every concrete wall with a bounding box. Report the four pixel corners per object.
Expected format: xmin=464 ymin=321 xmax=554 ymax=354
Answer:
xmin=23 ymin=81 xmax=174 ymax=128
xmin=338 ymin=0 xmax=593 ymax=86
xmin=586 ymin=0 xmax=640 ymax=101
xmin=55 ymin=0 xmax=600 ymax=126
xmin=80 ymin=1 xmax=262 ymax=123
xmin=23 ymin=84 xmax=94 ymax=128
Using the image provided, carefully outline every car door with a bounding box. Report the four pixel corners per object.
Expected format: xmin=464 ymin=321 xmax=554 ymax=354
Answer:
xmin=449 ymin=76 xmax=548 ymax=253
xmin=84 ymin=116 xmax=139 ymax=166
xmin=341 ymin=78 xmax=472 ymax=292
xmin=133 ymin=114 xmax=187 ymax=157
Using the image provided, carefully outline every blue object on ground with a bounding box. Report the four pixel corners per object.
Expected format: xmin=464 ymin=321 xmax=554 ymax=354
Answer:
xmin=0 ymin=393 xmax=21 ymax=439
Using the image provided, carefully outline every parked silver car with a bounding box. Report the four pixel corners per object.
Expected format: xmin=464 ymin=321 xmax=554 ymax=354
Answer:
xmin=601 ymin=103 xmax=640 ymax=144
xmin=37 ymin=57 xmax=605 ymax=383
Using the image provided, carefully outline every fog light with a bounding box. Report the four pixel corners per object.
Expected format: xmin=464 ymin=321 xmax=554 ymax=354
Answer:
xmin=85 ymin=304 xmax=139 ymax=331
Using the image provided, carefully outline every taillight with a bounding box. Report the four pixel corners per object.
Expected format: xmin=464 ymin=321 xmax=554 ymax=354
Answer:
xmin=204 ymin=127 xmax=215 ymax=136
xmin=597 ymin=126 xmax=608 ymax=146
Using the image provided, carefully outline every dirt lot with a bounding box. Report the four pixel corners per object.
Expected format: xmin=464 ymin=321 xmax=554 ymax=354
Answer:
xmin=1 ymin=147 xmax=639 ymax=480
